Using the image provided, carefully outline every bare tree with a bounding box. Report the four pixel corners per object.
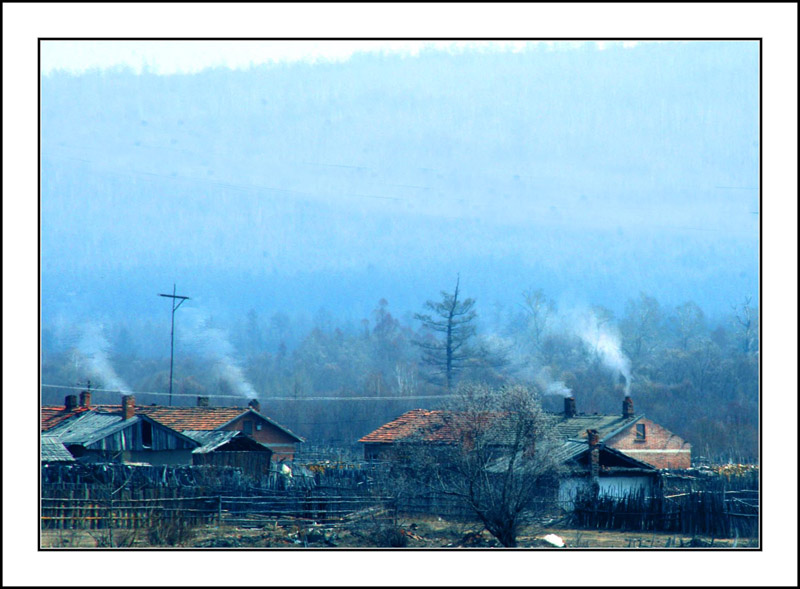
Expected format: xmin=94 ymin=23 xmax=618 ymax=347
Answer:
xmin=414 ymin=276 xmax=478 ymax=390
xmin=386 ymin=382 xmax=563 ymax=547
xmin=671 ymin=301 xmax=706 ymax=351
xmin=521 ymin=288 xmax=556 ymax=355
xmin=621 ymin=292 xmax=663 ymax=367
xmin=732 ymin=296 xmax=758 ymax=355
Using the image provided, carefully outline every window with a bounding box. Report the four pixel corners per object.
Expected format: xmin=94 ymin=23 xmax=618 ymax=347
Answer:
xmin=142 ymin=421 xmax=153 ymax=448
xmin=243 ymin=420 xmax=253 ymax=435
xmin=636 ymin=423 xmax=646 ymax=440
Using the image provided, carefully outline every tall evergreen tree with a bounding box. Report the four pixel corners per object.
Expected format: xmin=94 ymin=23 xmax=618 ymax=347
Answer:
xmin=414 ymin=276 xmax=477 ymax=390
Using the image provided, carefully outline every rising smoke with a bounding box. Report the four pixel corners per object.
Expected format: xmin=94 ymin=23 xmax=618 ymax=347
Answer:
xmin=568 ymin=308 xmax=633 ymax=395
xmin=179 ymin=307 xmax=258 ymax=399
xmin=534 ymin=367 xmax=573 ymax=398
xmin=75 ymin=322 xmax=131 ymax=392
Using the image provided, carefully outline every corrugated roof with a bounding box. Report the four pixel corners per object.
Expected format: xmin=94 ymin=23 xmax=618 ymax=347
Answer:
xmin=551 ymin=440 xmax=589 ymax=463
xmin=44 ymin=411 xmax=123 ymax=443
xmin=42 ymin=410 xmax=200 ymax=449
xmin=42 ymin=403 xmax=303 ymax=442
xmin=553 ymin=414 xmax=639 ymax=441
xmin=41 ymin=437 xmax=75 ymax=462
xmin=184 ymin=430 xmax=240 ymax=453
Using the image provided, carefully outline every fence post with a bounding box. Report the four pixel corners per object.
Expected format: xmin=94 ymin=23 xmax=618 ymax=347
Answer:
xmin=217 ymin=495 xmax=222 ymax=528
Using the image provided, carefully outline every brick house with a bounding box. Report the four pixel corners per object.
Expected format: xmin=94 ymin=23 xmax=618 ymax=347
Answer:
xmin=558 ymin=395 xmax=691 ymax=469
xmin=359 ymin=395 xmax=690 ymax=470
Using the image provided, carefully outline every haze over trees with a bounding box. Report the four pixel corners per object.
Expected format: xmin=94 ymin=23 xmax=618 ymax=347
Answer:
xmin=39 ymin=42 xmax=759 ymax=466
xmin=41 ymin=288 xmax=759 ymax=463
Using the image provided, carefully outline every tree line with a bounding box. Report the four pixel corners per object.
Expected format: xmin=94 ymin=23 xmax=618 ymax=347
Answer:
xmin=41 ymin=283 xmax=759 ymax=462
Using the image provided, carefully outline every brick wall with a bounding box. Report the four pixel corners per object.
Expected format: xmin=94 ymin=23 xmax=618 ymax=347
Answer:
xmin=220 ymin=414 xmax=299 ymax=461
xmin=607 ymin=418 xmax=692 ymax=469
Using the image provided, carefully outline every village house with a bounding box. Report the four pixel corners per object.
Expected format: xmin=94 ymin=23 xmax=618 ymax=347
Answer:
xmin=41 ymin=392 xmax=304 ymax=471
xmin=557 ymin=395 xmax=691 ymax=469
xmin=358 ymin=395 xmax=686 ymax=507
xmin=359 ymin=395 xmax=690 ymax=469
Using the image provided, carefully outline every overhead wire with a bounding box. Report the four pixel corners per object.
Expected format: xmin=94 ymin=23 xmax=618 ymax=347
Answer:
xmin=40 ymin=383 xmax=452 ymax=402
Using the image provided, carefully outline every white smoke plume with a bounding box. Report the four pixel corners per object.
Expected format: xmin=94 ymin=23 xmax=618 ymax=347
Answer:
xmin=179 ymin=307 xmax=258 ymax=400
xmin=569 ymin=308 xmax=632 ymax=395
xmin=75 ymin=322 xmax=131 ymax=392
xmin=534 ymin=367 xmax=573 ymax=398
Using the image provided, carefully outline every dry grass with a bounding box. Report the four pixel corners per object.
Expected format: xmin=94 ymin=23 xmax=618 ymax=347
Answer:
xmin=41 ymin=517 xmax=759 ymax=549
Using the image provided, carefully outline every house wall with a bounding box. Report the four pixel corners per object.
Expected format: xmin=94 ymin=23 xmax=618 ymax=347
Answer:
xmin=84 ymin=420 xmax=197 ymax=453
xmin=363 ymin=443 xmax=392 ymax=461
xmin=123 ymin=449 xmax=194 ymax=466
xmin=606 ymin=418 xmax=692 ymax=469
xmin=219 ymin=415 xmax=298 ymax=461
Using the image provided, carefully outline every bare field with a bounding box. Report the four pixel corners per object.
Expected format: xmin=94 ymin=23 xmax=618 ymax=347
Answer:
xmin=41 ymin=516 xmax=758 ymax=549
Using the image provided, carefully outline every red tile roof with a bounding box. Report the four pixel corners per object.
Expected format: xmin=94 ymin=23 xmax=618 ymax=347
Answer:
xmin=359 ymin=409 xmax=460 ymax=444
xmin=41 ymin=406 xmax=92 ymax=432
xmin=360 ymin=409 xmax=642 ymax=446
xmin=133 ymin=406 xmax=249 ymax=431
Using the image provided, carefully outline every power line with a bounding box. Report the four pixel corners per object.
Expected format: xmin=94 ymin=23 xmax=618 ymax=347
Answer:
xmin=40 ymin=384 xmax=451 ymax=402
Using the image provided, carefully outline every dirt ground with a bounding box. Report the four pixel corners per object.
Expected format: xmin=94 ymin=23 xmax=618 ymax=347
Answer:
xmin=41 ymin=515 xmax=758 ymax=549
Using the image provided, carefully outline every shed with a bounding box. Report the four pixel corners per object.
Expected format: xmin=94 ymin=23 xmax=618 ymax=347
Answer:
xmin=185 ymin=430 xmax=274 ymax=476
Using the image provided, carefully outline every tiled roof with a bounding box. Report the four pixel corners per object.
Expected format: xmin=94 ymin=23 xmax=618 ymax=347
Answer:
xmin=359 ymin=409 xmax=458 ymax=444
xmin=41 ymin=437 xmax=75 ymax=462
xmin=359 ymin=409 xmax=641 ymax=446
xmin=41 ymin=406 xmax=92 ymax=431
xmin=132 ymin=406 xmax=248 ymax=431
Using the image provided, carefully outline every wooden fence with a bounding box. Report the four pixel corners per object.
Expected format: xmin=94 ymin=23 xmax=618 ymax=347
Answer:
xmin=41 ymin=492 xmax=396 ymax=531
xmin=569 ymin=487 xmax=759 ymax=537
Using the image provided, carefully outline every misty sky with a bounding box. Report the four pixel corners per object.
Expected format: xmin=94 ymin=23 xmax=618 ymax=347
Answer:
xmin=40 ymin=40 xmax=759 ymax=338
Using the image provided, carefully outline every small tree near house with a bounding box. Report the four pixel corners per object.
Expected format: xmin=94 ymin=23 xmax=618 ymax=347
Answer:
xmin=387 ymin=382 xmax=563 ymax=547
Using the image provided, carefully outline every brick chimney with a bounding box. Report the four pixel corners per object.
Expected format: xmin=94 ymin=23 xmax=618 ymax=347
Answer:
xmin=122 ymin=395 xmax=136 ymax=420
xmin=587 ymin=429 xmax=600 ymax=479
xmin=197 ymin=396 xmax=209 ymax=407
xmin=65 ymin=395 xmax=78 ymax=412
xmin=623 ymin=396 xmax=634 ymax=419
xmin=248 ymin=398 xmax=261 ymax=413
xmin=80 ymin=390 xmax=92 ymax=408
xmin=564 ymin=396 xmax=576 ymax=418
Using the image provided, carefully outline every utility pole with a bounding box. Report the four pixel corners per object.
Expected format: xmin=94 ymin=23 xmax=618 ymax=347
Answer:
xmin=159 ymin=284 xmax=190 ymax=405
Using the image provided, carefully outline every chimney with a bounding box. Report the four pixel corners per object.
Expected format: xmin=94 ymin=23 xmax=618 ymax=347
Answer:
xmin=80 ymin=390 xmax=92 ymax=408
xmin=122 ymin=395 xmax=136 ymax=420
xmin=248 ymin=399 xmax=261 ymax=413
xmin=623 ymin=396 xmax=634 ymax=419
xmin=65 ymin=395 xmax=78 ymax=412
xmin=587 ymin=429 xmax=600 ymax=479
xmin=197 ymin=396 xmax=209 ymax=407
xmin=564 ymin=396 xmax=576 ymax=418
